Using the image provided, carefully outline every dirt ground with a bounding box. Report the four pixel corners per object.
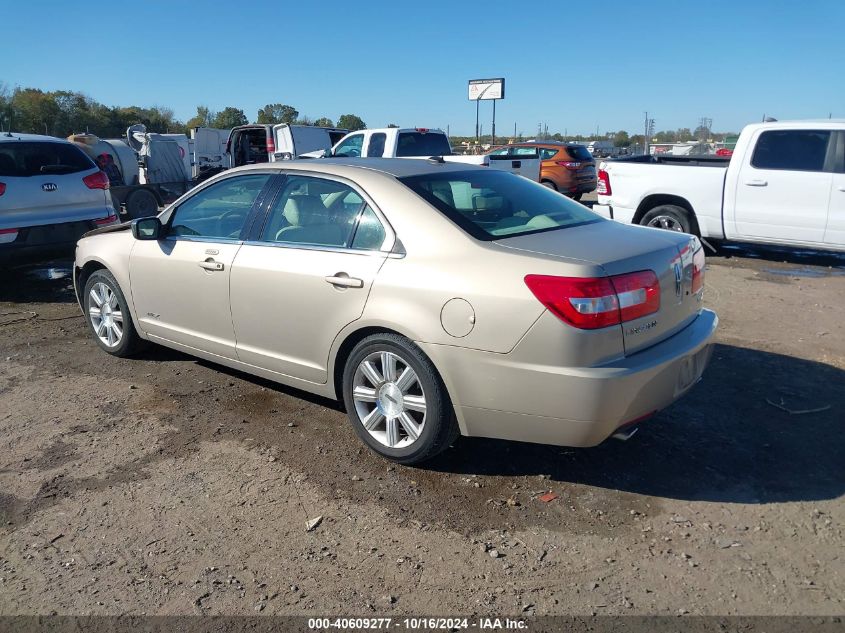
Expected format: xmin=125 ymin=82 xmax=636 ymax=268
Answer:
xmin=0 ymin=246 xmax=843 ymax=617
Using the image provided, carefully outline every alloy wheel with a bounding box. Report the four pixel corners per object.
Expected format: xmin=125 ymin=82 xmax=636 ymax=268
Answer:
xmin=88 ymin=282 xmax=124 ymax=348
xmin=647 ymin=215 xmax=685 ymax=231
xmin=352 ymin=351 xmax=426 ymax=449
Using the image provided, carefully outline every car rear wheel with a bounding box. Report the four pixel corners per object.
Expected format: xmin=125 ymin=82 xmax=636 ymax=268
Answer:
xmin=541 ymin=180 xmax=557 ymax=191
xmin=641 ymin=204 xmax=693 ymax=234
xmin=570 ymin=193 xmax=583 ymax=202
xmin=83 ymin=270 xmax=144 ymax=357
xmin=342 ymin=333 xmax=458 ymax=464
xmin=125 ymin=189 xmax=159 ymax=220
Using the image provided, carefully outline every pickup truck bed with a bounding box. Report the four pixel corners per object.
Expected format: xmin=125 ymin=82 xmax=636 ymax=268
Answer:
xmin=594 ymin=120 xmax=845 ymax=252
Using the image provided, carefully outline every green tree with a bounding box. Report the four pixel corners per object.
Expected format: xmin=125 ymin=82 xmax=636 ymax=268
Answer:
xmin=387 ymin=123 xmax=399 ymax=128
xmin=213 ymin=107 xmax=248 ymax=129
xmin=10 ymin=88 xmax=59 ymax=135
xmin=613 ymin=130 xmax=630 ymax=147
xmin=256 ymin=103 xmax=298 ymax=125
xmin=337 ymin=113 xmax=366 ymax=131
xmin=313 ymin=117 xmax=334 ymax=127
xmin=185 ymin=105 xmax=215 ymax=131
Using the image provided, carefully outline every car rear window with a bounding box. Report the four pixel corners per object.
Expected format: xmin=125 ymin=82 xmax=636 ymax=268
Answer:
xmin=396 ymin=132 xmax=452 ymax=157
xmin=399 ymin=169 xmax=602 ymax=240
xmin=0 ymin=141 xmax=95 ymax=177
xmin=565 ymin=145 xmax=593 ymax=161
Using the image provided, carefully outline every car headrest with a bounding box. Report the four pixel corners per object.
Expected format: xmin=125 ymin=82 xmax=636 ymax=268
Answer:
xmin=283 ymin=195 xmax=328 ymax=227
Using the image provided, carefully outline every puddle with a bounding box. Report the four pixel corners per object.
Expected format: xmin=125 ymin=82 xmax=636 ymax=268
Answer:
xmin=24 ymin=266 xmax=72 ymax=281
xmin=761 ymin=267 xmax=845 ymax=278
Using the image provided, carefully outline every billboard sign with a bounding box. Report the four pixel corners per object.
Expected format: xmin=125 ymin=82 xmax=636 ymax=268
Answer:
xmin=468 ymin=78 xmax=505 ymax=101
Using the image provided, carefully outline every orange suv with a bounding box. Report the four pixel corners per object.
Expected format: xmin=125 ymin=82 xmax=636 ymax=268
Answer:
xmin=490 ymin=142 xmax=597 ymax=200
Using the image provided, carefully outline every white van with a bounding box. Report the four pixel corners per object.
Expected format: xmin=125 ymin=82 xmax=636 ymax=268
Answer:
xmin=227 ymin=124 xmax=348 ymax=167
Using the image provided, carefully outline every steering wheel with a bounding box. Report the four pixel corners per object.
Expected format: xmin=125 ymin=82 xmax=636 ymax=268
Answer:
xmin=218 ymin=210 xmax=247 ymax=237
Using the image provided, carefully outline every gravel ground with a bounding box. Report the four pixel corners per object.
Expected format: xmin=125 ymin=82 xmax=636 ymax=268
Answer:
xmin=0 ymin=246 xmax=843 ymax=617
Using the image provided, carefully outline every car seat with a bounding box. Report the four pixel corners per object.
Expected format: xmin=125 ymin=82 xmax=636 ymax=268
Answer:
xmin=274 ymin=196 xmax=344 ymax=246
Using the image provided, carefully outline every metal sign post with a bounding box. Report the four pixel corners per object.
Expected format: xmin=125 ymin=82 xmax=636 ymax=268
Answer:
xmin=468 ymin=78 xmax=505 ymax=147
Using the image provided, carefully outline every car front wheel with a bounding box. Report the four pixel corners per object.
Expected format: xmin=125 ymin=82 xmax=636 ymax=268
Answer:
xmin=342 ymin=334 xmax=458 ymax=464
xmin=83 ymin=269 xmax=144 ymax=357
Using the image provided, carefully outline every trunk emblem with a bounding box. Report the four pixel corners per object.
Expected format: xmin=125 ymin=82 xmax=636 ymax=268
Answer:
xmin=673 ymin=262 xmax=683 ymax=297
xmin=42 ymin=183 xmax=58 ymax=192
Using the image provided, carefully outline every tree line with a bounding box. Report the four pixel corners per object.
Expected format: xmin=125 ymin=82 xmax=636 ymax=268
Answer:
xmin=1 ymin=84 xmax=733 ymax=145
xmin=0 ymin=84 xmax=367 ymax=138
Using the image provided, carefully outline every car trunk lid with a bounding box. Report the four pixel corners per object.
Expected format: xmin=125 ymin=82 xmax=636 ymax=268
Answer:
xmin=496 ymin=220 xmax=703 ymax=355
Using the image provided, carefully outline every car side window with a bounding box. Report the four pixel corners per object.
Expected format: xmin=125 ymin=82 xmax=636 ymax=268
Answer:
xmin=333 ymin=134 xmax=364 ymax=157
xmin=751 ymin=130 xmax=832 ymax=172
xmin=367 ymin=133 xmax=387 ymax=158
xmin=489 ymin=148 xmax=509 ymax=156
xmin=513 ymin=147 xmax=540 ymax=156
xmin=260 ymin=176 xmax=365 ymax=248
xmin=168 ymin=174 xmax=270 ymax=239
xmin=539 ymin=148 xmax=559 ymax=160
xmin=351 ymin=205 xmax=386 ymax=250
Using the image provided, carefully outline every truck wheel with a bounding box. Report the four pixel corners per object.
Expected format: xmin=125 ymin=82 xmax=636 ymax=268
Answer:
xmin=641 ymin=205 xmax=693 ymax=234
xmin=125 ymin=189 xmax=159 ymax=220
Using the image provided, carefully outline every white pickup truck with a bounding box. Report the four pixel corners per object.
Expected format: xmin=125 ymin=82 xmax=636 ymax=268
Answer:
xmin=329 ymin=127 xmax=541 ymax=181
xmin=593 ymin=120 xmax=845 ymax=252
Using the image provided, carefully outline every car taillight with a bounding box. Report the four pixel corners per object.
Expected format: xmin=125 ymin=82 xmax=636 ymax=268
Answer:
xmin=83 ymin=171 xmax=110 ymax=190
xmin=416 ymin=128 xmax=429 ymax=133
xmin=597 ymin=169 xmax=611 ymax=195
xmin=267 ymin=136 xmax=276 ymax=154
xmin=555 ymin=161 xmax=581 ymax=170
xmin=610 ymin=270 xmax=660 ymax=322
xmin=525 ymin=271 xmax=660 ymax=330
xmin=691 ymin=245 xmax=705 ymax=294
xmin=0 ymin=228 xmax=18 ymax=244
xmin=94 ymin=213 xmax=118 ymax=226
xmin=0 ymin=182 xmax=5 ymax=196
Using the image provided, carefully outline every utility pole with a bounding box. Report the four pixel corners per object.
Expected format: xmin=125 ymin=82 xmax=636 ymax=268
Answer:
xmin=643 ymin=112 xmax=655 ymax=155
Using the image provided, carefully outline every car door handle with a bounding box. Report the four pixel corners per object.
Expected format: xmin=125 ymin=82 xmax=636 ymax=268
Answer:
xmin=198 ymin=260 xmax=224 ymax=271
xmin=325 ymin=274 xmax=363 ymax=288
xmin=744 ymin=179 xmax=768 ymax=187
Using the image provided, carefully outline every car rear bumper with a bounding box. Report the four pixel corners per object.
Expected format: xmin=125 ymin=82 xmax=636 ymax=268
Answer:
xmin=423 ymin=308 xmax=718 ymax=447
xmin=0 ymin=214 xmax=116 ymax=264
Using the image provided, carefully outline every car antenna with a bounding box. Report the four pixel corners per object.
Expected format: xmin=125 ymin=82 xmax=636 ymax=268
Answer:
xmin=427 ymin=156 xmax=445 ymax=164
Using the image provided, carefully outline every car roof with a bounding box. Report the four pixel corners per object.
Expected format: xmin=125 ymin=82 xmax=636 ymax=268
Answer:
xmin=227 ymin=157 xmax=483 ymax=179
xmin=0 ymin=132 xmax=72 ymax=143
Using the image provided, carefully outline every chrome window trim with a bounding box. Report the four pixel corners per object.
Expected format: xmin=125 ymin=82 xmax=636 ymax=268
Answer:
xmin=163 ymin=235 xmax=244 ymax=245
xmin=241 ymin=239 xmax=400 ymax=258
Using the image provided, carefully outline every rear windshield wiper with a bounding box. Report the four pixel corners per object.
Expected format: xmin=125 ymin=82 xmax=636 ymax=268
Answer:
xmin=39 ymin=165 xmax=80 ymax=174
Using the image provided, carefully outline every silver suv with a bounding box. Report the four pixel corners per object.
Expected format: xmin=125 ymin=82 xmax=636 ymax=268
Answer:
xmin=0 ymin=133 xmax=117 ymax=264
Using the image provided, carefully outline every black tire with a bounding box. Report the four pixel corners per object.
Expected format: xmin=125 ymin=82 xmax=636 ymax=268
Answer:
xmin=342 ymin=333 xmax=459 ymax=465
xmin=541 ymin=180 xmax=558 ymax=191
xmin=640 ymin=204 xmax=694 ymax=234
xmin=125 ymin=189 xmax=159 ymax=220
xmin=570 ymin=193 xmax=583 ymax=202
xmin=83 ymin=269 xmax=145 ymax=357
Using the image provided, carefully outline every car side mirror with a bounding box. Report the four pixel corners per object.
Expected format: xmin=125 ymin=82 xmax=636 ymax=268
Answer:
xmin=131 ymin=217 xmax=162 ymax=240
